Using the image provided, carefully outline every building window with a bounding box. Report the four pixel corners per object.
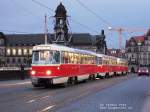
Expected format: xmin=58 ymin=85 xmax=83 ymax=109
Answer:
xmin=23 ymin=49 xmax=28 ymax=55
xmin=0 ymin=39 xmax=4 ymax=46
xmin=7 ymin=58 xmax=10 ymax=63
xmin=7 ymin=49 xmax=11 ymax=55
xmin=29 ymin=49 xmax=32 ymax=55
xmin=12 ymin=58 xmax=16 ymax=63
xmin=23 ymin=58 xmax=27 ymax=63
xmin=18 ymin=49 xmax=22 ymax=55
xmin=18 ymin=58 xmax=21 ymax=63
xmin=132 ymin=54 xmax=134 ymax=58
xmin=12 ymin=49 xmax=16 ymax=55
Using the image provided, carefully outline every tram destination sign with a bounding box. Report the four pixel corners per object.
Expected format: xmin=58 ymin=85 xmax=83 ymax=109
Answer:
xmin=33 ymin=46 xmax=51 ymax=51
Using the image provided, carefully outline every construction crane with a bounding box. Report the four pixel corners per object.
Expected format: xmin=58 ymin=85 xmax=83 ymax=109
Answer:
xmin=108 ymin=27 xmax=147 ymax=49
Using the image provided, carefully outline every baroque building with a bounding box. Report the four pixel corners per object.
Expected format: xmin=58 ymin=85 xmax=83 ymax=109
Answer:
xmin=0 ymin=33 xmax=107 ymax=67
xmin=107 ymin=48 xmax=126 ymax=58
xmin=125 ymin=29 xmax=150 ymax=72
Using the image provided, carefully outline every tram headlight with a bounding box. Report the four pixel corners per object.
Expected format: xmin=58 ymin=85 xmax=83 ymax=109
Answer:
xmin=146 ymin=69 xmax=149 ymax=73
xmin=46 ymin=70 xmax=51 ymax=75
xmin=31 ymin=70 xmax=36 ymax=75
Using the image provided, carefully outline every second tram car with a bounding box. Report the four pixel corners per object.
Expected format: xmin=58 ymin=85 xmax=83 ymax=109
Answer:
xmin=30 ymin=44 xmax=128 ymax=87
xmin=96 ymin=54 xmax=128 ymax=78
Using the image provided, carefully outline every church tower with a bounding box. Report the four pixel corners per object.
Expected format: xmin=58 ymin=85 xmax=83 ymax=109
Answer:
xmin=53 ymin=2 xmax=69 ymax=45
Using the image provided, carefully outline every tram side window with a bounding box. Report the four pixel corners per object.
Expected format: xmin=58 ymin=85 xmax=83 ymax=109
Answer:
xmin=77 ymin=53 xmax=81 ymax=64
xmin=87 ymin=56 xmax=91 ymax=64
xmin=61 ymin=52 xmax=69 ymax=64
xmin=61 ymin=52 xmax=64 ymax=63
xmin=92 ymin=56 xmax=96 ymax=64
xmin=103 ymin=59 xmax=109 ymax=65
xmin=71 ymin=53 xmax=74 ymax=64
xmin=53 ymin=51 xmax=60 ymax=64
xmin=99 ymin=57 xmax=102 ymax=64
xmin=73 ymin=53 xmax=78 ymax=64
xmin=97 ymin=57 xmax=102 ymax=65
xmin=85 ymin=55 xmax=88 ymax=64
xmin=81 ymin=54 xmax=84 ymax=64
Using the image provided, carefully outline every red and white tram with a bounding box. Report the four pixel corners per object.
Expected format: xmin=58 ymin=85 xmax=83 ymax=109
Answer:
xmin=30 ymin=44 xmax=128 ymax=87
xmin=30 ymin=44 xmax=97 ymax=87
xmin=96 ymin=54 xmax=128 ymax=78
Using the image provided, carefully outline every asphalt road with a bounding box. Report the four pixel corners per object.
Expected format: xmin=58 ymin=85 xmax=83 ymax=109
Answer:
xmin=0 ymin=74 xmax=147 ymax=112
xmin=56 ymin=76 xmax=150 ymax=112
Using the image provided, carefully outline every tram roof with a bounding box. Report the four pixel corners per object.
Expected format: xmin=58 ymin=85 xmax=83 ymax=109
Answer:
xmin=33 ymin=44 xmax=97 ymax=56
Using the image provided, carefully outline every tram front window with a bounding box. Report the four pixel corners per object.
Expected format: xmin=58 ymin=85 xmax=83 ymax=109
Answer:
xmin=32 ymin=51 xmax=60 ymax=64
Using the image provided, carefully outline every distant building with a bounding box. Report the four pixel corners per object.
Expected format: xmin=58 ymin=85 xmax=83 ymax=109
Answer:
xmin=0 ymin=32 xmax=6 ymax=65
xmin=107 ymin=48 xmax=126 ymax=58
xmin=125 ymin=29 xmax=150 ymax=72
xmin=0 ymin=32 xmax=107 ymax=66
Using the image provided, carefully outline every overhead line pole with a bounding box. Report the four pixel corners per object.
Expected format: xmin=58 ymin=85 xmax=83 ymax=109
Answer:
xmin=44 ymin=14 xmax=48 ymax=44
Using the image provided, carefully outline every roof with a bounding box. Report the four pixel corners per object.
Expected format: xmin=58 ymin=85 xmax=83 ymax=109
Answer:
xmin=33 ymin=44 xmax=97 ymax=56
xmin=33 ymin=44 xmax=126 ymax=62
xmin=5 ymin=34 xmax=50 ymax=46
xmin=5 ymin=33 xmax=100 ymax=46
xmin=125 ymin=28 xmax=150 ymax=48
xmin=0 ymin=32 xmax=5 ymax=39
xmin=107 ymin=48 xmax=125 ymax=58
xmin=70 ymin=33 xmax=92 ymax=45
xmin=146 ymin=29 xmax=150 ymax=36
xmin=125 ymin=35 xmax=145 ymax=47
xmin=133 ymin=36 xmax=145 ymax=42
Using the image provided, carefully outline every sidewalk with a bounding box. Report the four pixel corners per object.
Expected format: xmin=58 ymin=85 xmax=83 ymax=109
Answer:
xmin=0 ymin=79 xmax=31 ymax=86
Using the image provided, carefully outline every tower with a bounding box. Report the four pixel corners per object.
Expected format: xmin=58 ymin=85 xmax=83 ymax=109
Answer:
xmin=53 ymin=2 xmax=69 ymax=45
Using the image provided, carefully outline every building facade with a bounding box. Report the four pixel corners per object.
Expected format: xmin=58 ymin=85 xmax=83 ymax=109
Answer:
xmin=125 ymin=29 xmax=150 ymax=72
xmin=0 ymin=32 xmax=107 ymax=67
xmin=107 ymin=48 xmax=126 ymax=58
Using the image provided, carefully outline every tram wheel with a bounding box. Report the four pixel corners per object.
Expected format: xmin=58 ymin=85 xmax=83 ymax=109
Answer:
xmin=33 ymin=84 xmax=41 ymax=87
xmin=68 ymin=77 xmax=78 ymax=85
xmin=62 ymin=82 xmax=68 ymax=87
xmin=74 ymin=76 xmax=78 ymax=84
xmin=92 ymin=74 xmax=96 ymax=80
xmin=105 ymin=73 xmax=109 ymax=78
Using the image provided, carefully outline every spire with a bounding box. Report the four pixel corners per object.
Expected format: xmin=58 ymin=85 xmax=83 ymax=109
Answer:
xmin=55 ymin=2 xmax=67 ymax=18
xmin=53 ymin=2 xmax=69 ymax=46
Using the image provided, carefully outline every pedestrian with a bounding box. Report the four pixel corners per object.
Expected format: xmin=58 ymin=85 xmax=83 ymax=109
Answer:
xmin=20 ymin=64 xmax=25 ymax=80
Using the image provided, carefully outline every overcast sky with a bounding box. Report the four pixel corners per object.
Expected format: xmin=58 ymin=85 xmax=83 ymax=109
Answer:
xmin=0 ymin=0 xmax=150 ymax=48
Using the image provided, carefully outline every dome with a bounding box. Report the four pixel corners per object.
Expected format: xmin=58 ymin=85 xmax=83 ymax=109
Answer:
xmin=0 ymin=32 xmax=5 ymax=39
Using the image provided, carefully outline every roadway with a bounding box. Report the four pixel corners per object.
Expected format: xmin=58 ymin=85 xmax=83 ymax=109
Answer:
xmin=0 ymin=74 xmax=149 ymax=112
